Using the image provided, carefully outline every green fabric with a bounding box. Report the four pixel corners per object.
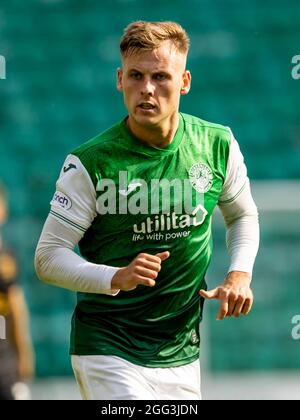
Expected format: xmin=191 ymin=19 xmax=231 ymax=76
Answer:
xmin=70 ymin=112 xmax=230 ymax=367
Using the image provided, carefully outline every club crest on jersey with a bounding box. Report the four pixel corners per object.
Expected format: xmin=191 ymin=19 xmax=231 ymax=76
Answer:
xmin=189 ymin=163 xmax=213 ymax=193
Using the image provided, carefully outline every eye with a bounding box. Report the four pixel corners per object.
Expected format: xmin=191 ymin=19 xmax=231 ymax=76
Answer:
xmin=154 ymin=73 xmax=168 ymax=81
xmin=130 ymin=71 xmax=142 ymax=80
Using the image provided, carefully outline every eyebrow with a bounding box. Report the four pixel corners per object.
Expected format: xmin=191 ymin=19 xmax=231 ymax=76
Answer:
xmin=128 ymin=68 xmax=142 ymax=73
xmin=127 ymin=68 xmax=170 ymax=76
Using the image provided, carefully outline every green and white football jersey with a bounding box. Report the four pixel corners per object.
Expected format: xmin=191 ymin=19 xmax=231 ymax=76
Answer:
xmin=50 ymin=112 xmax=248 ymax=367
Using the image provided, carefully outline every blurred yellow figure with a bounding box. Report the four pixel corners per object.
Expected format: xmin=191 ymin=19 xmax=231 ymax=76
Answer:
xmin=0 ymin=183 xmax=35 ymax=400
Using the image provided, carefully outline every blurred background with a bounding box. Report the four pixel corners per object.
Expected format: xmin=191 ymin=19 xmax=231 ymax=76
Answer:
xmin=0 ymin=0 xmax=299 ymax=399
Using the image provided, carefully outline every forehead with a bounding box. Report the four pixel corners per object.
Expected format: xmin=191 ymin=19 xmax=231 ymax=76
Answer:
xmin=122 ymin=41 xmax=186 ymax=73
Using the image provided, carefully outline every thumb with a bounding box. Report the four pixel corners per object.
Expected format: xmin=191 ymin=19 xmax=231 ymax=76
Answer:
xmin=155 ymin=251 xmax=170 ymax=262
xmin=199 ymin=288 xmax=219 ymax=299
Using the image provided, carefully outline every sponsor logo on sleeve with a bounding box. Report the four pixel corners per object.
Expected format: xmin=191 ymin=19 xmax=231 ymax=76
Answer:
xmin=51 ymin=191 xmax=72 ymax=210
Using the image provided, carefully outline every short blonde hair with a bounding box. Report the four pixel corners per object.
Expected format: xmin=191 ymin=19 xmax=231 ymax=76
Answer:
xmin=120 ymin=21 xmax=190 ymax=57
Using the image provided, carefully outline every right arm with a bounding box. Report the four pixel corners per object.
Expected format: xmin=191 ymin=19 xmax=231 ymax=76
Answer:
xmin=34 ymin=214 xmax=120 ymax=294
xmin=35 ymin=155 xmax=168 ymax=294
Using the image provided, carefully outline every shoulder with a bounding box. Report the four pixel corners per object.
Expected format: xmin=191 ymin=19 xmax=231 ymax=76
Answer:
xmin=65 ymin=121 xmax=123 ymax=181
xmin=181 ymin=112 xmax=232 ymax=144
xmin=71 ymin=121 xmax=122 ymax=161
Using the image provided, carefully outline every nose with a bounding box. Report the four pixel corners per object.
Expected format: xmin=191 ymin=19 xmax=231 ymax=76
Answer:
xmin=141 ymin=77 xmax=154 ymax=96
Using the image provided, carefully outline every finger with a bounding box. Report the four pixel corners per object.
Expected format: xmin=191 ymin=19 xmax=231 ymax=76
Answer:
xmin=135 ymin=275 xmax=156 ymax=287
xmin=227 ymin=294 xmax=238 ymax=316
xmin=232 ymin=296 xmax=245 ymax=317
xmin=217 ymin=299 xmax=229 ymax=320
xmin=155 ymin=251 xmax=170 ymax=262
xmin=199 ymin=288 xmax=219 ymax=299
xmin=135 ymin=266 xmax=158 ymax=280
xmin=137 ymin=259 xmax=161 ymax=272
xmin=138 ymin=253 xmax=166 ymax=264
xmin=242 ymin=297 xmax=253 ymax=316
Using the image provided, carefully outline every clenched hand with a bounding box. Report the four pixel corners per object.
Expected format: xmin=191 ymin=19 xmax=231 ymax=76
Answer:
xmin=111 ymin=251 xmax=170 ymax=291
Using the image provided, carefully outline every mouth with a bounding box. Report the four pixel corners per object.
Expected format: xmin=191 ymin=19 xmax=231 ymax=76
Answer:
xmin=137 ymin=102 xmax=156 ymax=110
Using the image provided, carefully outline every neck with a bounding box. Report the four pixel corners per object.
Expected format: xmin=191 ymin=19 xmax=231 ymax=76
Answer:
xmin=126 ymin=113 xmax=179 ymax=148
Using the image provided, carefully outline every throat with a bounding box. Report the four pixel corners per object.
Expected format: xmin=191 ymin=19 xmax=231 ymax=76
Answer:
xmin=126 ymin=114 xmax=179 ymax=149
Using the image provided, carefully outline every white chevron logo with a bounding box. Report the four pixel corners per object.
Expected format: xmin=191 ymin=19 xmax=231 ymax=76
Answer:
xmin=119 ymin=182 xmax=142 ymax=196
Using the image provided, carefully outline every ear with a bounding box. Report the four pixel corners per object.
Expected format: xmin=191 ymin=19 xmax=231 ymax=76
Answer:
xmin=180 ymin=70 xmax=191 ymax=95
xmin=117 ymin=68 xmax=123 ymax=91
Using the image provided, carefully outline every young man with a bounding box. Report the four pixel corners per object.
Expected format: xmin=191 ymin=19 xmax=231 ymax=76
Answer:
xmin=35 ymin=21 xmax=259 ymax=400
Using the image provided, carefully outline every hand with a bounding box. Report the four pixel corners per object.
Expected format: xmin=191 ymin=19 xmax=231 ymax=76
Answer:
xmin=111 ymin=251 xmax=170 ymax=291
xmin=199 ymin=271 xmax=253 ymax=320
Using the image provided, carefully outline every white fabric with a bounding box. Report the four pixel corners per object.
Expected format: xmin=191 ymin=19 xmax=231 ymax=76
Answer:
xmin=217 ymin=129 xmax=259 ymax=275
xmin=219 ymin=129 xmax=248 ymax=204
xmin=50 ymin=155 xmax=96 ymax=233
xmin=219 ymin=181 xmax=259 ymax=274
xmin=71 ymin=355 xmax=201 ymax=400
xmin=34 ymin=214 xmax=119 ymax=294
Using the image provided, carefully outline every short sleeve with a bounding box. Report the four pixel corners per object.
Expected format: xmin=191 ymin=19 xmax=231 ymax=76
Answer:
xmin=50 ymin=154 xmax=97 ymax=234
xmin=218 ymin=129 xmax=248 ymax=205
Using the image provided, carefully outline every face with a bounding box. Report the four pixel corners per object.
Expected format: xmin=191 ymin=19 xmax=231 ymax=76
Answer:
xmin=117 ymin=41 xmax=191 ymax=129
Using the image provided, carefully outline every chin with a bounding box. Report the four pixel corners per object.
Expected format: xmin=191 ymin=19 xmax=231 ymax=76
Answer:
xmin=134 ymin=114 xmax=159 ymax=127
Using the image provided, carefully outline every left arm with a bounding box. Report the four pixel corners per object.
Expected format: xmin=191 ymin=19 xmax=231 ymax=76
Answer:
xmin=199 ymin=132 xmax=259 ymax=320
